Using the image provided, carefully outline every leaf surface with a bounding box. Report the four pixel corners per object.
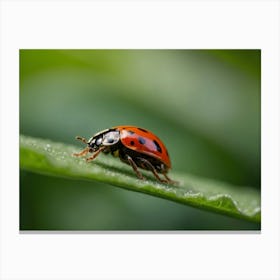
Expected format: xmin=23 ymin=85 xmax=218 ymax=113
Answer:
xmin=20 ymin=135 xmax=261 ymax=223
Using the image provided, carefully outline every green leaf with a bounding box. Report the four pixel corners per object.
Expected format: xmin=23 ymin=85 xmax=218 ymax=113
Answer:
xmin=20 ymin=135 xmax=261 ymax=223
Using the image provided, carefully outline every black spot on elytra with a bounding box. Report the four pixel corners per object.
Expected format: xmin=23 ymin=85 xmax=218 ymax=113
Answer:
xmin=137 ymin=128 xmax=148 ymax=133
xmin=138 ymin=137 xmax=146 ymax=145
xmin=153 ymin=140 xmax=162 ymax=153
xmin=127 ymin=130 xmax=135 ymax=135
xmin=130 ymin=140 xmax=135 ymax=146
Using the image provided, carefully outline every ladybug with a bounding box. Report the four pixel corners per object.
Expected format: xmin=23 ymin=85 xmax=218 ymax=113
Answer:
xmin=73 ymin=126 xmax=175 ymax=184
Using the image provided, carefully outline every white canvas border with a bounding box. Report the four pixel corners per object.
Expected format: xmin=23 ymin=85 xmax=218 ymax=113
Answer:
xmin=1 ymin=1 xmax=279 ymax=279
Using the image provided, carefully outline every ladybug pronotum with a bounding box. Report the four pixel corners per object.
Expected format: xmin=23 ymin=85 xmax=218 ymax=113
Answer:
xmin=73 ymin=126 xmax=175 ymax=184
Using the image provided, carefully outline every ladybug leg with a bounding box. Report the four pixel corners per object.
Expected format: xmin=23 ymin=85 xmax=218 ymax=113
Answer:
xmin=163 ymin=173 xmax=178 ymax=185
xmin=125 ymin=154 xmax=144 ymax=180
xmin=73 ymin=136 xmax=90 ymax=157
xmin=137 ymin=157 xmax=167 ymax=183
xmin=73 ymin=147 xmax=89 ymax=157
xmin=86 ymin=146 xmax=106 ymax=162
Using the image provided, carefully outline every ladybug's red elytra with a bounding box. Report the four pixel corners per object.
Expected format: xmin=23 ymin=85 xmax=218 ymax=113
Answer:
xmin=73 ymin=126 xmax=175 ymax=184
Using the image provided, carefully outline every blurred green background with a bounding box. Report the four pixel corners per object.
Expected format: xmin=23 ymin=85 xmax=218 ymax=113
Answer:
xmin=20 ymin=50 xmax=261 ymax=230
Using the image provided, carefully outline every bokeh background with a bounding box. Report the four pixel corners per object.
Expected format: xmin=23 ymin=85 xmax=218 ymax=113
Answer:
xmin=20 ymin=50 xmax=261 ymax=230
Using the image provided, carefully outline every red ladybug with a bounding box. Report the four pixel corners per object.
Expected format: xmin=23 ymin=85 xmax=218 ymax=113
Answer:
xmin=73 ymin=126 xmax=175 ymax=184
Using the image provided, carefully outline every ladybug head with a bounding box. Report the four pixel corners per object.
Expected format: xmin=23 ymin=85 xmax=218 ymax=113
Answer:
xmin=88 ymin=130 xmax=120 ymax=152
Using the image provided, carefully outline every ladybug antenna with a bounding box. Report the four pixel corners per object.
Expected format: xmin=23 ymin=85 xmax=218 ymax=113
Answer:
xmin=75 ymin=136 xmax=88 ymax=144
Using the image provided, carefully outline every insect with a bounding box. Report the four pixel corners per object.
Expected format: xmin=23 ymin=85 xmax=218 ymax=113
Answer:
xmin=73 ymin=126 xmax=175 ymax=184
